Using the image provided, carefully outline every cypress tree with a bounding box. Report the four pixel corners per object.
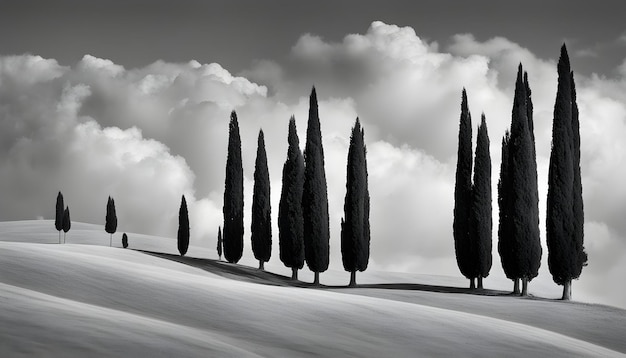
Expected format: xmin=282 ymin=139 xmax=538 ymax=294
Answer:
xmin=223 ymin=111 xmax=244 ymax=263
xmin=497 ymin=131 xmax=519 ymax=292
xmin=55 ymin=191 xmax=64 ymax=244
xmin=62 ymin=206 xmax=71 ymax=243
xmin=278 ymin=116 xmax=305 ymax=280
xmin=122 ymin=233 xmax=128 ymax=248
xmin=105 ymin=196 xmax=117 ymax=247
xmin=509 ymin=64 xmax=541 ymax=296
xmin=470 ymin=114 xmax=492 ymax=289
xmin=547 ymin=45 xmax=587 ymax=300
xmin=453 ymin=88 xmax=475 ymax=288
xmin=302 ymin=87 xmax=330 ymax=285
xmin=341 ymin=118 xmax=370 ymax=287
xmin=251 ymin=129 xmax=272 ymax=270
xmin=177 ymin=195 xmax=190 ymax=256
xmin=217 ymin=227 xmax=223 ymax=261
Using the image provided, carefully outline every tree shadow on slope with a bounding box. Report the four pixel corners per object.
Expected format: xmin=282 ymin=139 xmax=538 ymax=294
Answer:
xmin=136 ymin=250 xmax=509 ymax=296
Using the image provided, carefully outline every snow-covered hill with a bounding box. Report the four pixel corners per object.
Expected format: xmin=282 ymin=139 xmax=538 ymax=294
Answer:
xmin=1 ymin=220 xmax=624 ymax=357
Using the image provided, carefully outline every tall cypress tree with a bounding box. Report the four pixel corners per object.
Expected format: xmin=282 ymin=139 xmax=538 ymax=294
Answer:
xmin=217 ymin=227 xmax=223 ymax=261
xmin=470 ymin=114 xmax=492 ymax=289
xmin=341 ymin=118 xmax=370 ymax=287
xmin=105 ymin=196 xmax=117 ymax=247
xmin=302 ymin=87 xmax=330 ymax=285
xmin=547 ymin=45 xmax=587 ymax=300
xmin=497 ymin=131 xmax=519 ymax=292
xmin=509 ymin=64 xmax=541 ymax=296
xmin=453 ymin=88 xmax=475 ymax=288
xmin=177 ymin=195 xmax=190 ymax=256
xmin=223 ymin=111 xmax=244 ymax=263
xmin=278 ymin=116 xmax=305 ymax=280
xmin=62 ymin=206 xmax=71 ymax=243
xmin=251 ymin=129 xmax=272 ymax=270
xmin=55 ymin=191 xmax=64 ymax=244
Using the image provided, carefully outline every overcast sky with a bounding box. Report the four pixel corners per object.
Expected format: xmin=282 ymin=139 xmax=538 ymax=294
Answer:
xmin=1 ymin=1 xmax=625 ymax=308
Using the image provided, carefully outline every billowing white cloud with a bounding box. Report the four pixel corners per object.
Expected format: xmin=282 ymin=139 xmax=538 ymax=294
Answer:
xmin=1 ymin=21 xmax=625 ymax=308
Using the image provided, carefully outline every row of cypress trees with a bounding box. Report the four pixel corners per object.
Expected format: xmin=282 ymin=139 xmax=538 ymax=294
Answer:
xmin=454 ymin=45 xmax=587 ymax=300
xmin=55 ymin=191 xmax=118 ymax=245
xmin=220 ymin=87 xmax=370 ymax=285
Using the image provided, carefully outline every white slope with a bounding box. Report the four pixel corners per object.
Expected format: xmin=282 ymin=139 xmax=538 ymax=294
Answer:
xmin=1 ymin=220 xmax=625 ymax=357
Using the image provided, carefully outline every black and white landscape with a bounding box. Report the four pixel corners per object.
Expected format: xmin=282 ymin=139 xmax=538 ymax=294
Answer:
xmin=1 ymin=1 xmax=625 ymax=356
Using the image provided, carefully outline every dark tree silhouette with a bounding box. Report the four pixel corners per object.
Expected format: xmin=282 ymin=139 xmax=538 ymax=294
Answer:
xmin=55 ymin=191 xmax=64 ymax=244
xmin=302 ymin=87 xmax=330 ymax=285
xmin=105 ymin=196 xmax=117 ymax=247
xmin=470 ymin=114 xmax=492 ymax=289
xmin=453 ymin=88 xmax=476 ymax=288
xmin=177 ymin=195 xmax=190 ymax=256
xmin=251 ymin=129 xmax=272 ymax=270
xmin=223 ymin=111 xmax=244 ymax=263
xmin=547 ymin=45 xmax=587 ymax=300
xmin=62 ymin=206 xmax=71 ymax=243
xmin=509 ymin=64 xmax=542 ymax=296
xmin=278 ymin=116 xmax=305 ymax=280
xmin=217 ymin=226 xmax=223 ymax=261
xmin=497 ymin=131 xmax=519 ymax=293
xmin=122 ymin=233 xmax=128 ymax=248
xmin=341 ymin=118 xmax=370 ymax=287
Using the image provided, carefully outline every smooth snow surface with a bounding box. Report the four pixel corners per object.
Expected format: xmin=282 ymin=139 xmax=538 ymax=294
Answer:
xmin=1 ymin=220 xmax=624 ymax=357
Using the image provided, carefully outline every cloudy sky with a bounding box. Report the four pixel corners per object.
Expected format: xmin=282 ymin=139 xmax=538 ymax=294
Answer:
xmin=1 ymin=1 xmax=625 ymax=308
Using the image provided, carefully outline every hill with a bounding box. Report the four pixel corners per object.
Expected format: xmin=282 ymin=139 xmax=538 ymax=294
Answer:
xmin=0 ymin=220 xmax=624 ymax=357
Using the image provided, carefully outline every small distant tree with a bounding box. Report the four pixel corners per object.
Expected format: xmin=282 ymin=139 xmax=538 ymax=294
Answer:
xmin=217 ymin=227 xmax=223 ymax=261
xmin=105 ymin=196 xmax=118 ymax=247
xmin=62 ymin=206 xmax=71 ymax=243
xmin=279 ymin=116 xmax=305 ymax=280
xmin=223 ymin=111 xmax=244 ymax=263
xmin=341 ymin=118 xmax=370 ymax=287
xmin=178 ymin=195 xmax=190 ymax=256
xmin=251 ymin=129 xmax=272 ymax=270
xmin=55 ymin=191 xmax=64 ymax=244
xmin=122 ymin=233 xmax=128 ymax=248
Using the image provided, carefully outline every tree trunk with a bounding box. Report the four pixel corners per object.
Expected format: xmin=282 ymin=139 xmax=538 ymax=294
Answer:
xmin=521 ymin=277 xmax=529 ymax=296
xmin=349 ymin=271 xmax=356 ymax=287
xmin=562 ymin=280 xmax=571 ymax=300
xmin=469 ymin=277 xmax=475 ymax=289
xmin=110 ymin=234 xmax=112 ymax=247
xmin=63 ymin=232 xmax=66 ymax=244
xmin=513 ymin=278 xmax=520 ymax=294
xmin=313 ymin=272 xmax=320 ymax=286
xmin=291 ymin=267 xmax=298 ymax=280
xmin=259 ymin=261 xmax=264 ymax=270
xmin=477 ymin=276 xmax=483 ymax=289
xmin=59 ymin=231 xmax=61 ymax=244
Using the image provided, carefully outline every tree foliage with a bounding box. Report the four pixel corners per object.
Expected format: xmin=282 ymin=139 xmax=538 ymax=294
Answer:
xmin=223 ymin=111 xmax=244 ymax=263
xmin=55 ymin=191 xmax=64 ymax=243
xmin=251 ymin=130 xmax=272 ymax=269
xmin=105 ymin=196 xmax=117 ymax=246
xmin=177 ymin=195 xmax=189 ymax=256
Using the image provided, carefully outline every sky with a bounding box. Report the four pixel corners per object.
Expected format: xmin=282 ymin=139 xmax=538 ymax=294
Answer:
xmin=1 ymin=1 xmax=625 ymax=308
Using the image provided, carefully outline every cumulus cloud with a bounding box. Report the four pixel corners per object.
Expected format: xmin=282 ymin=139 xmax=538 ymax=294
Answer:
xmin=1 ymin=21 xmax=625 ymax=308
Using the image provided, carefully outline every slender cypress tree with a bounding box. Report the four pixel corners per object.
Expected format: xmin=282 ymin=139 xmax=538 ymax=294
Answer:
xmin=217 ymin=227 xmax=223 ymax=261
xmin=223 ymin=111 xmax=244 ymax=263
xmin=497 ymin=131 xmax=519 ymax=293
xmin=278 ymin=116 xmax=305 ymax=280
xmin=302 ymin=87 xmax=330 ymax=285
xmin=105 ymin=196 xmax=117 ymax=247
xmin=453 ymin=88 xmax=475 ymax=288
xmin=547 ymin=45 xmax=587 ymax=300
xmin=122 ymin=233 xmax=128 ymax=248
xmin=55 ymin=191 xmax=64 ymax=244
xmin=251 ymin=129 xmax=272 ymax=270
xmin=341 ymin=118 xmax=370 ymax=287
xmin=509 ymin=64 xmax=541 ymax=296
xmin=470 ymin=114 xmax=492 ymax=289
xmin=177 ymin=195 xmax=190 ymax=256
xmin=62 ymin=206 xmax=71 ymax=243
